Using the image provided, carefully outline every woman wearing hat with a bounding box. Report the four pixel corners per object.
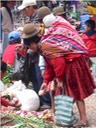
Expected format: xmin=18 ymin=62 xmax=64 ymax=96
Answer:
xmin=35 ymin=6 xmax=51 ymax=78
xmin=18 ymin=0 xmax=52 ymax=109
xmin=52 ymin=6 xmax=67 ymax=19
xmin=21 ymin=18 xmax=95 ymax=126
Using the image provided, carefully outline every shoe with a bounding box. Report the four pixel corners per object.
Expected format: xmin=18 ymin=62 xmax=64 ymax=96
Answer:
xmin=39 ymin=104 xmax=51 ymax=111
xmin=73 ymin=121 xmax=89 ymax=127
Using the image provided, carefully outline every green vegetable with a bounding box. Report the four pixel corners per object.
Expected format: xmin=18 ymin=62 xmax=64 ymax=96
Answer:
xmin=2 ymin=65 xmax=11 ymax=84
xmin=5 ymin=114 xmax=52 ymax=128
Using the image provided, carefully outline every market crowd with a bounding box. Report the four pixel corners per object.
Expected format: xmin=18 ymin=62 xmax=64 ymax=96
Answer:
xmin=0 ymin=0 xmax=96 ymax=127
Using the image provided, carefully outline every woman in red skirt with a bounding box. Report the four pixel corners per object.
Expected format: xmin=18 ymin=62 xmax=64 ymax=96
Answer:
xmin=21 ymin=15 xmax=95 ymax=127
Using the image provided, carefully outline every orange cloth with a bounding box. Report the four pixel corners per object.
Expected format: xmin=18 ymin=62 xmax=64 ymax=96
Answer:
xmin=87 ymin=6 xmax=96 ymax=14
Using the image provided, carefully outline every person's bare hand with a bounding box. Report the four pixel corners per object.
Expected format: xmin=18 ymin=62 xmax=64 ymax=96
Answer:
xmin=15 ymin=44 xmax=24 ymax=52
xmin=40 ymin=83 xmax=47 ymax=90
xmin=38 ymin=83 xmax=48 ymax=96
xmin=41 ymin=69 xmax=45 ymax=77
xmin=56 ymin=79 xmax=63 ymax=88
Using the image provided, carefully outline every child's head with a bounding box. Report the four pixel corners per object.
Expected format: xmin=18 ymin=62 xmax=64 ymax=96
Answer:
xmin=11 ymin=72 xmax=24 ymax=81
xmin=85 ymin=20 xmax=96 ymax=32
xmin=1 ymin=61 xmax=7 ymax=79
xmin=10 ymin=72 xmax=29 ymax=86
xmin=43 ymin=13 xmax=56 ymax=28
xmin=8 ymin=31 xmax=21 ymax=44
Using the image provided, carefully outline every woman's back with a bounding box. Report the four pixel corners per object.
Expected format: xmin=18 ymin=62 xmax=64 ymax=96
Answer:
xmin=1 ymin=7 xmax=13 ymax=34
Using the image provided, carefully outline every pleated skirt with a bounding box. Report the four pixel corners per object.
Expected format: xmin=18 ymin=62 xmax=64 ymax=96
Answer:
xmin=63 ymin=56 xmax=96 ymax=101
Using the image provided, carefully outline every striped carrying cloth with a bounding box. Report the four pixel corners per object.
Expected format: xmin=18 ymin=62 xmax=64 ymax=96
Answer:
xmin=40 ymin=16 xmax=88 ymax=59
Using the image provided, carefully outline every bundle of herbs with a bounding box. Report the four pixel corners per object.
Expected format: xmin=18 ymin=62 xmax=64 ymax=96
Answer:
xmin=1 ymin=113 xmax=52 ymax=128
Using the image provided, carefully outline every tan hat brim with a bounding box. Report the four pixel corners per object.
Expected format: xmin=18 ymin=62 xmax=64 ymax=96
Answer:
xmin=53 ymin=12 xmax=66 ymax=15
xmin=21 ymin=28 xmax=40 ymax=39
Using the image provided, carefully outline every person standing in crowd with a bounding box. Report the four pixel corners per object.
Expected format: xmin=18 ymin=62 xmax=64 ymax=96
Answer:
xmin=35 ymin=6 xmax=52 ymax=77
xmin=2 ymin=31 xmax=21 ymax=67
xmin=18 ymin=0 xmax=51 ymax=109
xmin=1 ymin=1 xmax=16 ymax=53
xmin=21 ymin=17 xmax=95 ymax=127
xmin=37 ymin=6 xmax=68 ymax=78
xmin=82 ymin=20 xmax=96 ymax=83
xmin=52 ymin=6 xmax=67 ymax=19
xmin=2 ymin=31 xmax=23 ymax=84
xmin=82 ymin=20 xmax=96 ymax=57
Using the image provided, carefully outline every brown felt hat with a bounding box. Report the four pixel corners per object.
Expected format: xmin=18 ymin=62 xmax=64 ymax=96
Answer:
xmin=36 ymin=6 xmax=51 ymax=21
xmin=52 ymin=6 xmax=66 ymax=15
xmin=21 ymin=23 xmax=40 ymax=39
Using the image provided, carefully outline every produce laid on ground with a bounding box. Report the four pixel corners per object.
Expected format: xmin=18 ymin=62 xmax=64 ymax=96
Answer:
xmin=1 ymin=107 xmax=54 ymax=128
xmin=1 ymin=80 xmax=55 ymax=128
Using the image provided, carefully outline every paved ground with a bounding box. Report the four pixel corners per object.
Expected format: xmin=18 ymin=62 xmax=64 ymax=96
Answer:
xmin=56 ymin=92 xmax=96 ymax=128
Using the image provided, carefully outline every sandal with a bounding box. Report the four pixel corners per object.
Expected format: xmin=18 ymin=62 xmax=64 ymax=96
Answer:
xmin=73 ymin=121 xmax=89 ymax=127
